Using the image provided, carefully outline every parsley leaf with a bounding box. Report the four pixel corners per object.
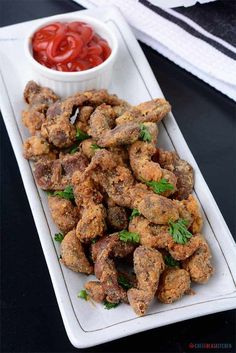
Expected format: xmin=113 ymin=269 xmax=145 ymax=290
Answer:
xmin=90 ymin=143 xmax=103 ymax=151
xmin=54 ymin=233 xmax=64 ymax=243
xmin=54 ymin=186 xmax=75 ymax=201
xmin=69 ymin=145 xmax=79 ymax=154
xmin=78 ymin=290 xmax=88 ymax=301
xmin=118 ymin=274 xmax=132 ymax=290
xmin=91 ymin=237 xmax=98 ymax=244
xmin=168 ymin=219 xmax=192 ymax=244
xmin=139 ymin=124 xmax=152 ymax=142
xmin=145 ymin=178 xmax=174 ymax=194
xmin=104 ymin=301 xmax=120 ymax=309
xmin=119 ymin=230 xmax=140 ymax=243
xmin=76 ymin=128 xmax=90 ymax=142
xmin=129 ymin=208 xmax=141 ymax=220
xmin=164 ymin=255 xmax=180 ymax=267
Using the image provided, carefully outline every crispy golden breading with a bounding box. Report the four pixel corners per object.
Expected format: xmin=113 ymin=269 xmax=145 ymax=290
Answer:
xmin=127 ymin=246 xmax=165 ymax=316
xmin=89 ymin=104 xmax=116 ymax=139
xmin=94 ymin=234 xmax=129 ymax=303
xmin=173 ymin=195 xmax=203 ymax=234
xmin=116 ymin=98 xmax=171 ymax=125
xmin=107 ymin=205 xmax=128 ymax=231
xmin=75 ymin=106 xmax=94 ymax=133
xmin=182 ymin=237 xmax=213 ymax=283
xmin=60 ymin=229 xmax=93 ymax=274
xmin=22 ymin=81 xmax=59 ymax=135
xmin=34 ymin=152 xmax=88 ymax=190
xmin=48 ymin=195 xmax=79 ymax=233
xmin=23 ymin=136 xmax=57 ymax=161
xmin=129 ymin=139 xmax=177 ymax=197
xmin=157 ymin=268 xmax=191 ymax=303
xmin=156 ymin=148 xmax=194 ymax=200
xmin=84 ymin=281 xmax=106 ymax=302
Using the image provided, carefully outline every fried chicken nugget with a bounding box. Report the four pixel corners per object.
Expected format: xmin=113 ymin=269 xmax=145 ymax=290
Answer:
xmin=60 ymin=229 xmax=93 ymax=274
xmin=127 ymin=246 xmax=165 ymax=316
xmin=84 ymin=281 xmax=106 ymax=302
xmin=157 ymin=268 xmax=191 ymax=303
xmin=48 ymin=195 xmax=80 ymax=234
xmin=182 ymin=237 xmax=214 ymax=283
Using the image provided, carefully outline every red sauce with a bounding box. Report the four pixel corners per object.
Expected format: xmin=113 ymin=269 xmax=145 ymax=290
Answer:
xmin=32 ymin=21 xmax=112 ymax=72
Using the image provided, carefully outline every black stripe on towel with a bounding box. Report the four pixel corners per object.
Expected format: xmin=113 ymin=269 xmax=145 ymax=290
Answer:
xmin=140 ymin=0 xmax=236 ymax=60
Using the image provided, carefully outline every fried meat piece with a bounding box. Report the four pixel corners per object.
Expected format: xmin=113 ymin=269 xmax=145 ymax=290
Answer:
xmin=173 ymin=195 xmax=203 ymax=234
xmin=94 ymin=234 xmax=130 ymax=303
xmin=91 ymin=234 xmax=135 ymax=262
xmin=84 ymin=281 xmax=106 ymax=302
xmin=157 ymin=268 xmax=191 ymax=303
xmin=182 ymin=237 xmax=213 ymax=283
xmin=80 ymin=138 xmax=97 ymax=159
xmin=88 ymin=104 xmax=117 ymax=139
xmin=129 ymin=216 xmax=204 ymax=260
xmin=48 ymin=195 xmax=79 ymax=233
xmin=75 ymin=105 xmax=94 ymax=133
xmin=129 ymin=140 xmax=177 ymax=197
xmin=98 ymin=122 xmax=142 ymax=148
xmin=107 ymin=206 xmax=128 ymax=231
xmin=34 ymin=152 xmax=88 ymax=190
xmin=22 ymin=81 xmax=59 ymax=135
xmin=116 ymin=98 xmax=171 ymax=125
xmin=134 ymin=192 xmax=179 ymax=225
xmin=72 ymin=171 xmax=106 ymax=242
xmin=23 ymin=136 xmax=57 ymax=161
xmin=84 ymin=149 xmax=135 ymax=208
xmin=60 ymin=229 xmax=93 ymax=274
xmin=155 ymin=148 xmax=194 ymax=200
xmin=127 ymin=246 xmax=165 ymax=316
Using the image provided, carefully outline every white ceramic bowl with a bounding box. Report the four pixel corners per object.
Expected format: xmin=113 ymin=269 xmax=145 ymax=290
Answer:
xmin=24 ymin=14 xmax=118 ymax=97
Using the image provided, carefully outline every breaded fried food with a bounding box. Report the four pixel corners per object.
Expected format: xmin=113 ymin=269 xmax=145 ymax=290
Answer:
xmin=84 ymin=281 xmax=106 ymax=303
xmin=34 ymin=152 xmax=88 ymax=190
xmin=60 ymin=229 xmax=93 ymax=274
xmin=48 ymin=195 xmax=79 ymax=234
xmin=127 ymin=246 xmax=165 ymax=316
xmin=182 ymin=237 xmax=213 ymax=283
xmin=157 ymin=268 xmax=191 ymax=303
xmin=129 ymin=139 xmax=177 ymax=197
xmin=116 ymin=98 xmax=171 ymax=125
xmin=156 ymin=148 xmax=194 ymax=200
xmin=94 ymin=234 xmax=129 ymax=303
xmin=23 ymin=136 xmax=57 ymax=161
xmin=107 ymin=206 xmax=128 ymax=231
xmin=22 ymin=81 xmax=59 ymax=135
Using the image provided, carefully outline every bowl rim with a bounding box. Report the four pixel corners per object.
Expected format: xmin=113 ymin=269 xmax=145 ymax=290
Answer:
xmin=24 ymin=13 xmax=118 ymax=78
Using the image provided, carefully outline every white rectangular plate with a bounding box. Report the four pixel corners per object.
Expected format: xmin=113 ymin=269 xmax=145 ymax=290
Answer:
xmin=0 ymin=6 xmax=235 ymax=349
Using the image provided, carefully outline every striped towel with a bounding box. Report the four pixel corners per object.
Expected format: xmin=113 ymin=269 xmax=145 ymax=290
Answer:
xmin=73 ymin=0 xmax=236 ymax=101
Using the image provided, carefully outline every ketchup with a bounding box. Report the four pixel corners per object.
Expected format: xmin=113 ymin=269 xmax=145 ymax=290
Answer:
xmin=32 ymin=21 xmax=111 ymax=72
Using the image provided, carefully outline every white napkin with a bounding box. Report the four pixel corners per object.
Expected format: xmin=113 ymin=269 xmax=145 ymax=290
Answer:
xmin=73 ymin=0 xmax=236 ymax=101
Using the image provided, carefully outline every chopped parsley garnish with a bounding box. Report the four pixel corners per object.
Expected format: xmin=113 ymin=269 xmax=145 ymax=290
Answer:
xmin=91 ymin=237 xmax=98 ymax=244
xmin=168 ymin=219 xmax=192 ymax=244
xmin=54 ymin=186 xmax=75 ymax=201
xmin=54 ymin=233 xmax=64 ymax=243
xmin=119 ymin=230 xmax=140 ymax=243
xmin=145 ymin=178 xmax=174 ymax=194
xmin=118 ymin=274 xmax=132 ymax=290
xmin=69 ymin=145 xmax=79 ymax=154
xmin=103 ymin=301 xmax=120 ymax=309
xmin=76 ymin=128 xmax=90 ymax=142
xmin=139 ymin=124 xmax=152 ymax=142
xmin=129 ymin=208 xmax=141 ymax=220
xmin=164 ymin=255 xmax=180 ymax=267
xmin=90 ymin=143 xmax=103 ymax=151
xmin=78 ymin=290 xmax=88 ymax=301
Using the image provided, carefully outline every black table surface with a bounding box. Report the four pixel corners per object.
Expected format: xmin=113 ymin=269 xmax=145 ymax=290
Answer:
xmin=0 ymin=1 xmax=235 ymax=352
